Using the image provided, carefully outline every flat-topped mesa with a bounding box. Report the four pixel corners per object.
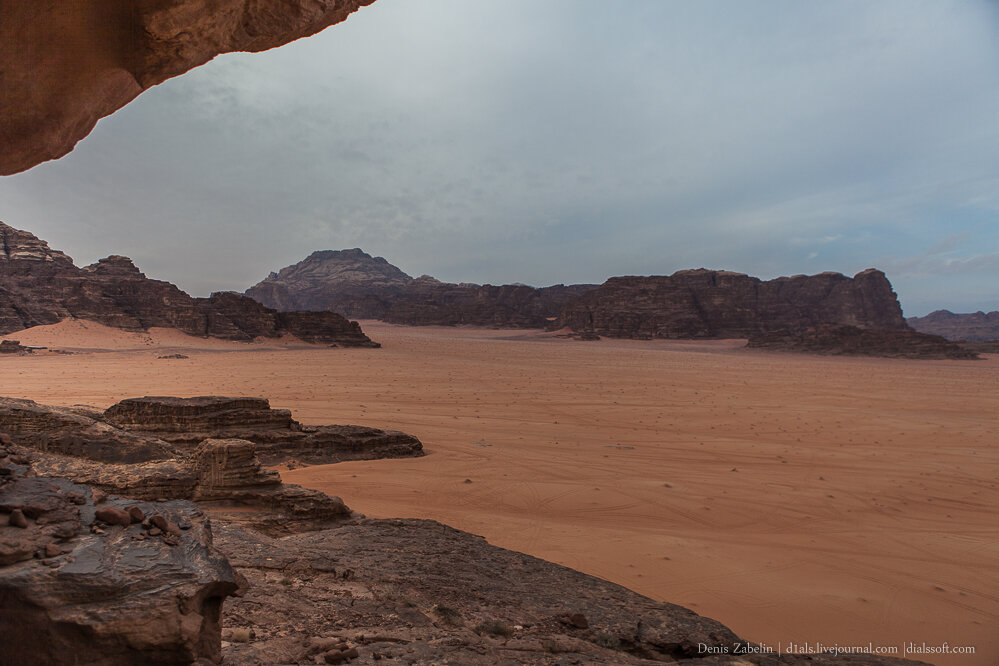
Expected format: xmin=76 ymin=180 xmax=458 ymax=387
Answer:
xmin=554 ymin=268 xmax=908 ymax=339
xmin=104 ymin=396 xmax=294 ymax=433
xmin=0 ymin=220 xmax=379 ymax=346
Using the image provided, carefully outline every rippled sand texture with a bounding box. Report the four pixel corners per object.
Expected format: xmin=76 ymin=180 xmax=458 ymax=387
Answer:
xmin=2 ymin=320 xmax=996 ymax=664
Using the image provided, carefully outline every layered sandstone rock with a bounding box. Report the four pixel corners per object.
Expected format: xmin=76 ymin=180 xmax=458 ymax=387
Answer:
xmin=245 ymin=248 xmax=597 ymax=327
xmin=747 ymin=324 xmax=980 ymax=360
xmin=0 ymin=441 xmax=238 ymax=665
xmin=0 ymin=397 xmax=180 ymax=463
xmin=554 ymin=269 xmax=908 ymax=339
xmin=907 ymin=309 xmax=999 ymax=342
xmin=0 ymin=0 xmax=376 ymax=175
xmin=0 ymin=221 xmax=378 ymax=346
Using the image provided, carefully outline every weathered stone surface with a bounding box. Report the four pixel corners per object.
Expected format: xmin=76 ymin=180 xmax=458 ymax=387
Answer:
xmin=0 ymin=397 xmax=179 ymax=463
xmin=554 ymin=269 xmax=908 ymax=340
xmin=0 ymin=221 xmax=378 ymax=346
xmin=0 ymin=441 xmax=238 ymax=665
xmin=907 ymin=309 xmax=999 ymax=342
xmin=213 ymin=519 xmax=921 ymax=666
xmin=0 ymin=0 xmax=376 ymax=175
xmin=105 ymin=396 xmax=292 ymax=433
xmin=245 ymin=248 xmax=597 ymax=327
xmin=747 ymin=324 xmax=981 ymax=360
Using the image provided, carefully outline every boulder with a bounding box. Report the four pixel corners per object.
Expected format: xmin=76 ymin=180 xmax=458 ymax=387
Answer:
xmin=0 ymin=441 xmax=238 ymax=665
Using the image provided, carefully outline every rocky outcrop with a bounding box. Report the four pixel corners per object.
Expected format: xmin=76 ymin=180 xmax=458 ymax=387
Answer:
xmin=106 ymin=397 xmax=293 ymax=433
xmin=555 ymin=268 xmax=908 ymax=339
xmin=0 ymin=221 xmax=378 ymax=346
xmin=0 ymin=0 xmax=376 ymax=175
xmin=907 ymin=309 xmax=999 ymax=342
xmin=0 ymin=440 xmax=238 ymax=665
xmin=212 ymin=519 xmax=920 ymax=665
xmin=3 ymin=395 xmax=423 ymax=467
xmin=747 ymin=324 xmax=980 ymax=360
xmin=0 ymin=397 xmax=180 ymax=463
xmin=0 ymin=340 xmax=31 ymax=354
xmin=103 ymin=395 xmax=424 ymax=463
xmin=245 ymin=248 xmax=597 ymax=327
xmin=12 ymin=433 xmax=351 ymax=535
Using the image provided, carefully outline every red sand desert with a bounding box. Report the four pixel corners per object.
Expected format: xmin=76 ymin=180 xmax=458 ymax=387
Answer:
xmin=1 ymin=319 xmax=995 ymax=664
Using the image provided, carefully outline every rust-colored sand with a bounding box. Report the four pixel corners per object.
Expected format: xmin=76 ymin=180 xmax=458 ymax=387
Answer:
xmin=1 ymin=320 xmax=995 ymax=664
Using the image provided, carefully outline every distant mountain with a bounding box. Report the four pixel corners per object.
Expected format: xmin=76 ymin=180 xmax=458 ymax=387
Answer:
xmin=907 ymin=310 xmax=999 ymax=342
xmin=245 ymin=249 xmax=597 ymax=327
xmin=0 ymin=222 xmax=377 ymax=346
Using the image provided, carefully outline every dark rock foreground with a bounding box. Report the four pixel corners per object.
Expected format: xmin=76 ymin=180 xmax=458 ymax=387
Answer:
xmin=0 ymin=221 xmax=378 ymax=347
xmin=1 ymin=399 xmax=923 ymax=665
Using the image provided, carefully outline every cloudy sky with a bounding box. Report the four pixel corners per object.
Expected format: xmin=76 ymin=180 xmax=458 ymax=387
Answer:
xmin=2 ymin=0 xmax=998 ymax=315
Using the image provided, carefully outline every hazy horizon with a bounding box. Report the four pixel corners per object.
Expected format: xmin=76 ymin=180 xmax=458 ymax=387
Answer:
xmin=1 ymin=0 xmax=997 ymax=317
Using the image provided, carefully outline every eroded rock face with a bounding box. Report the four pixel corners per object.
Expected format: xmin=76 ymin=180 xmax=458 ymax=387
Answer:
xmin=0 ymin=441 xmax=238 ymax=665
xmin=0 ymin=221 xmax=378 ymax=346
xmin=0 ymin=397 xmax=180 ymax=463
xmin=555 ymin=269 xmax=908 ymax=340
xmin=0 ymin=0 xmax=376 ymax=175
xmin=245 ymin=248 xmax=597 ymax=327
xmin=907 ymin=309 xmax=999 ymax=342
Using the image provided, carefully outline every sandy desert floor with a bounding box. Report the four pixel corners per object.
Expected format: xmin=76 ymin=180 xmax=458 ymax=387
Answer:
xmin=1 ymin=319 xmax=996 ymax=664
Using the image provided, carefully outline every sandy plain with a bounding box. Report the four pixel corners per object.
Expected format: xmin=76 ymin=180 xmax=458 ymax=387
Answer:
xmin=1 ymin=318 xmax=996 ymax=665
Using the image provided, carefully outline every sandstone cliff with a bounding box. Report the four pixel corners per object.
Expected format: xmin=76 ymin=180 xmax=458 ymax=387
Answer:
xmin=554 ymin=269 xmax=906 ymax=337
xmin=0 ymin=0 xmax=376 ymax=175
xmin=907 ymin=309 xmax=999 ymax=342
xmin=0 ymin=221 xmax=377 ymax=346
xmin=245 ymin=248 xmax=596 ymax=327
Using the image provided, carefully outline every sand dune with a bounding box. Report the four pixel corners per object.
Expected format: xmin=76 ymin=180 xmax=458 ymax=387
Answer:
xmin=1 ymin=320 xmax=995 ymax=664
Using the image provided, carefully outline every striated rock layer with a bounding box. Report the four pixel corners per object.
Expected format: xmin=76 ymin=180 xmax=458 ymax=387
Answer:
xmin=0 ymin=0 xmax=376 ymax=175
xmin=907 ymin=309 xmax=999 ymax=342
xmin=0 ymin=221 xmax=377 ymax=346
xmin=554 ymin=268 xmax=907 ymax=339
xmin=245 ymin=248 xmax=597 ymax=327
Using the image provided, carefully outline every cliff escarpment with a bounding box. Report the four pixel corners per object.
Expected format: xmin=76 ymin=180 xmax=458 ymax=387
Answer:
xmin=0 ymin=221 xmax=377 ymax=346
xmin=554 ymin=268 xmax=907 ymax=339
